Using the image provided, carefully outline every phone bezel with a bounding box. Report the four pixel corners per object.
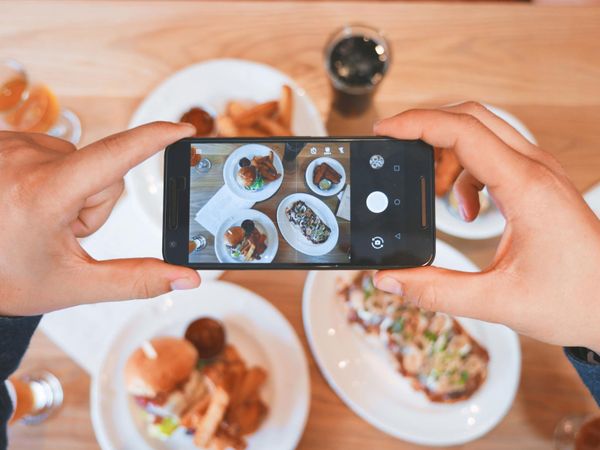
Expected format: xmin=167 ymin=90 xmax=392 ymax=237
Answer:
xmin=163 ymin=136 xmax=435 ymax=270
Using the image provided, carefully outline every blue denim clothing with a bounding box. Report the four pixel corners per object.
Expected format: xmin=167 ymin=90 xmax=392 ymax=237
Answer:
xmin=564 ymin=347 xmax=600 ymax=406
xmin=0 ymin=315 xmax=42 ymax=450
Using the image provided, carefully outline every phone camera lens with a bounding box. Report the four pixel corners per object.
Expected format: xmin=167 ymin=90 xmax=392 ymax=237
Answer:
xmin=169 ymin=240 xmax=178 ymax=248
xmin=369 ymin=154 xmax=384 ymax=169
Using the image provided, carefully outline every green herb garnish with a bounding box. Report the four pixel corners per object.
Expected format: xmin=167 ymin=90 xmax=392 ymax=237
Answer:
xmin=424 ymin=330 xmax=437 ymax=341
xmin=390 ymin=317 xmax=405 ymax=334
xmin=363 ymin=276 xmax=375 ymax=299
xmin=459 ymin=370 xmax=469 ymax=385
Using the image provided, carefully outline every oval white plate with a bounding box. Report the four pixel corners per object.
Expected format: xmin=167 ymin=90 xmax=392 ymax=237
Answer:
xmin=223 ymin=144 xmax=284 ymax=201
xmin=305 ymin=157 xmax=346 ymax=197
xmin=125 ymin=58 xmax=327 ymax=233
xmin=436 ymin=104 xmax=537 ymax=240
xmin=303 ymin=240 xmax=521 ymax=447
xmin=276 ymin=193 xmax=339 ymax=256
xmin=91 ymin=281 xmax=310 ymax=450
xmin=215 ymin=209 xmax=279 ymax=263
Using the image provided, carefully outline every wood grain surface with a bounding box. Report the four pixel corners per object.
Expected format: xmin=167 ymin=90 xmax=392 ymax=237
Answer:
xmin=3 ymin=1 xmax=600 ymax=449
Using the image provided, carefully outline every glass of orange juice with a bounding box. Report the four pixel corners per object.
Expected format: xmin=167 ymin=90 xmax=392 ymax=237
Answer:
xmin=0 ymin=59 xmax=81 ymax=144
xmin=6 ymin=370 xmax=63 ymax=425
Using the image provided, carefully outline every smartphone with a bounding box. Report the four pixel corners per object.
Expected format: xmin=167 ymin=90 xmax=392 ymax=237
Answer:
xmin=163 ymin=137 xmax=435 ymax=269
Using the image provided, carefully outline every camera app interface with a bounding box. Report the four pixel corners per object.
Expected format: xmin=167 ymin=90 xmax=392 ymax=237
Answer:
xmin=188 ymin=141 xmax=351 ymax=264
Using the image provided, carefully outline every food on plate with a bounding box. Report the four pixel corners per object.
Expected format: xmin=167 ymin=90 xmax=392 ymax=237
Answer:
xmin=223 ymin=220 xmax=268 ymax=261
xmin=434 ymin=147 xmax=462 ymax=197
xmin=185 ymin=318 xmax=226 ymax=359
xmin=235 ymin=151 xmax=281 ymax=191
xmin=251 ymin=151 xmax=280 ymax=181
xmin=125 ymin=318 xmax=269 ymax=449
xmin=180 ymin=107 xmax=215 ymax=137
xmin=286 ymin=200 xmax=331 ymax=244
xmin=313 ymin=162 xmax=342 ymax=191
xmin=236 ymin=166 xmax=262 ymax=191
xmin=217 ymin=85 xmax=294 ymax=137
xmin=338 ymin=272 xmax=489 ymax=402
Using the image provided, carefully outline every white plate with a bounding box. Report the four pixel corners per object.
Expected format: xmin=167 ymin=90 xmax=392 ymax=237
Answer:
xmin=215 ymin=209 xmax=279 ymax=263
xmin=305 ymin=157 xmax=346 ymax=197
xmin=125 ymin=58 xmax=327 ymax=232
xmin=436 ymin=104 xmax=537 ymax=240
xmin=584 ymin=181 xmax=600 ymax=218
xmin=303 ymin=240 xmax=521 ymax=447
xmin=276 ymin=193 xmax=339 ymax=256
xmin=91 ymin=281 xmax=310 ymax=450
xmin=223 ymin=144 xmax=284 ymax=201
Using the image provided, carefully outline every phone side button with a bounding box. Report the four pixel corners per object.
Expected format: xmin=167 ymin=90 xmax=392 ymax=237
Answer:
xmin=167 ymin=177 xmax=179 ymax=230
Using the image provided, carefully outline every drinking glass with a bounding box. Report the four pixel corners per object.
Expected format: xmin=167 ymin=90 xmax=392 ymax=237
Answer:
xmin=191 ymin=145 xmax=212 ymax=173
xmin=7 ymin=370 xmax=63 ymax=425
xmin=324 ymin=24 xmax=391 ymax=116
xmin=0 ymin=59 xmax=81 ymax=144
xmin=555 ymin=413 xmax=600 ymax=450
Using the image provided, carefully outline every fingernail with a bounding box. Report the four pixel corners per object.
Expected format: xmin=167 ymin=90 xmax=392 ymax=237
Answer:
xmin=170 ymin=277 xmax=196 ymax=290
xmin=376 ymin=277 xmax=403 ymax=295
xmin=178 ymin=122 xmax=197 ymax=132
xmin=459 ymin=204 xmax=468 ymax=221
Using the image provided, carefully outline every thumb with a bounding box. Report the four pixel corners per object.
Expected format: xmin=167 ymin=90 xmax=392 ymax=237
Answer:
xmin=374 ymin=267 xmax=499 ymax=322
xmin=81 ymin=258 xmax=201 ymax=302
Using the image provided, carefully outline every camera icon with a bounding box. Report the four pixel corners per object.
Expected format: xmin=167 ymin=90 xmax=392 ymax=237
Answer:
xmin=371 ymin=236 xmax=384 ymax=250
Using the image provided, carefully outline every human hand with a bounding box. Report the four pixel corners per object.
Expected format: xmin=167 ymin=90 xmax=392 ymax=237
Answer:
xmin=0 ymin=122 xmax=200 ymax=316
xmin=374 ymin=103 xmax=600 ymax=353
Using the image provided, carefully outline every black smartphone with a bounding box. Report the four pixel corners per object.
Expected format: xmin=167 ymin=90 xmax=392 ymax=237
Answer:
xmin=163 ymin=137 xmax=435 ymax=269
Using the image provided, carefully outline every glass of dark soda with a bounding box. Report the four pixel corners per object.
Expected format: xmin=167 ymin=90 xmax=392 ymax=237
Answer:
xmin=324 ymin=24 xmax=391 ymax=116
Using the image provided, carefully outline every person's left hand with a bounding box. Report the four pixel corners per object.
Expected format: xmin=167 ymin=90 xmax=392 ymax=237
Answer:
xmin=0 ymin=122 xmax=201 ymax=316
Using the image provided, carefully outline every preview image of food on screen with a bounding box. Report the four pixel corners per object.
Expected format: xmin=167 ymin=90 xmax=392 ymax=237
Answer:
xmin=188 ymin=141 xmax=351 ymax=264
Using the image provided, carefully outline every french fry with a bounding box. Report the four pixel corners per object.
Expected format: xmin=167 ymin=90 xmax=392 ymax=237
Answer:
xmin=230 ymin=367 xmax=267 ymax=409
xmin=278 ymin=84 xmax=293 ymax=129
xmin=256 ymin=116 xmax=292 ymax=136
xmin=228 ymin=400 xmax=268 ymax=435
xmin=194 ymin=387 xmax=230 ymax=447
xmin=216 ymin=115 xmax=239 ymax=137
xmin=180 ymin=393 xmax=211 ymax=429
xmin=226 ymin=101 xmax=249 ymax=119
xmin=232 ymin=101 xmax=278 ymax=128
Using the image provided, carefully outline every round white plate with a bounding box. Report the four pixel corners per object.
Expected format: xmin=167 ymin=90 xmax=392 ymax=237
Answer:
xmin=214 ymin=209 xmax=279 ymax=263
xmin=223 ymin=144 xmax=284 ymax=201
xmin=125 ymin=58 xmax=327 ymax=232
xmin=276 ymin=193 xmax=339 ymax=256
xmin=303 ymin=240 xmax=521 ymax=447
xmin=436 ymin=104 xmax=537 ymax=240
xmin=91 ymin=281 xmax=310 ymax=450
xmin=305 ymin=157 xmax=346 ymax=197
xmin=584 ymin=181 xmax=600 ymax=218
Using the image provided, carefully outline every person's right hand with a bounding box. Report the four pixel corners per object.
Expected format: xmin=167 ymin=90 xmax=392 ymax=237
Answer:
xmin=0 ymin=122 xmax=200 ymax=316
xmin=374 ymin=102 xmax=600 ymax=353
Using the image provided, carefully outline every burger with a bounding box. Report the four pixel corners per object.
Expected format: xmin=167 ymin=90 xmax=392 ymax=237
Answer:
xmin=125 ymin=337 xmax=207 ymax=439
xmin=236 ymin=165 xmax=264 ymax=191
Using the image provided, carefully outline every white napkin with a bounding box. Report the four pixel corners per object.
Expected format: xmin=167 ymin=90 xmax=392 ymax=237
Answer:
xmin=195 ymin=186 xmax=254 ymax=235
xmin=336 ymin=185 xmax=351 ymax=221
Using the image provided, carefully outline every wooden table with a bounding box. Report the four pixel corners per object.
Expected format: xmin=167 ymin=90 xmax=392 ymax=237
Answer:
xmin=3 ymin=1 xmax=600 ymax=449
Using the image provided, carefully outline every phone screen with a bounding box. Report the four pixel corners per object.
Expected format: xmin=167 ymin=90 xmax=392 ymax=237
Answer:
xmin=188 ymin=141 xmax=352 ymax=265
xmin=179 ymin=138 xmax=434 ymax=268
